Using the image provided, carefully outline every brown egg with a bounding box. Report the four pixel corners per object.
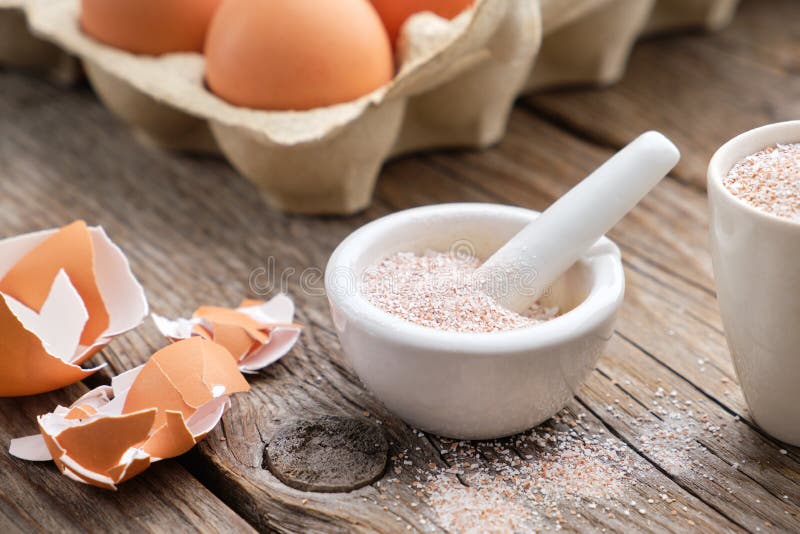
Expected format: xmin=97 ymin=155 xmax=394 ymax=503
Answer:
xmin=370 ymin=0 xmax=475 ymax=45
xmin=81 ymin=0 xmax=221 ymax=55
xmin=205 ymin=0 xmax=394 ymax=111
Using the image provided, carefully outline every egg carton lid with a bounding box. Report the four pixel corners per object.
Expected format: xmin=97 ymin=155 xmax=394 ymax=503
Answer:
xmin=27 ymin=0 xmax=511 ymax=146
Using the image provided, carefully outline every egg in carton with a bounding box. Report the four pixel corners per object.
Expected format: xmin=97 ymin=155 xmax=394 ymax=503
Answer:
xmin=645 ymin=0 xmax=741 ymax=35
xmin=525 ymin=0 xmax=656 ymax=91
xmin=0 ymin=0 xmax=79 ymax=85
xmin=25 ymin=0 xmax=541 ymax=215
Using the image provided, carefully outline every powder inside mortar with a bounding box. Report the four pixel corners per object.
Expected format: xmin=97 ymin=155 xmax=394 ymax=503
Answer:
xmin=362 ymin=251 xmax=558 ymax=333
xmin=723 ymin=142 xmax=800 ymax=221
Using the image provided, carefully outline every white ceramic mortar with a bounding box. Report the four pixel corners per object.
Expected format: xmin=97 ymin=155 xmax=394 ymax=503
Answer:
xmin=325 ymin=203 xmax=625 ymax=440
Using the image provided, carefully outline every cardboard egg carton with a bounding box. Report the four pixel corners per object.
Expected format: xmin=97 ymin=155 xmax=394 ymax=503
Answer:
xmin=15 ymin=0 xmax=741 ymax=214
xmin=645 ymin=0 xmax=741 ymax=35
xmin=25 ymin=0 xmax=542 ymax=215
xmin=0 ymin=0 xmax=79 ymax=85
xmin=527 ymin=0 xmax=655 ymax=91
xmin=526 ymin=0 xmax=740 ymax=91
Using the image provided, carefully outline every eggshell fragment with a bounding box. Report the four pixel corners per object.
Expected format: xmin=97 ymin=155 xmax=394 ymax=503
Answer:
xmin=80 ymin=0 xmax=221 ymax=55
xmin=42 ymin=410 xmax=156 ymax=489
xmin=153 ymin=294 xmax=302 ymax=373
xmin=1 ymin=219 xmax=108 ymax=343
xmin=204 ymin=0 xmax=394 ymax=111
xmin=9 ymin=338 xmax=250 ymax=490
xmin=0 ymin=221 xmax=148 ymax=397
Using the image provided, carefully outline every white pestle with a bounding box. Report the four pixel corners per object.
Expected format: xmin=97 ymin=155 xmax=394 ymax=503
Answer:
xmin=476 ymin=131 xmax=680 ymax=313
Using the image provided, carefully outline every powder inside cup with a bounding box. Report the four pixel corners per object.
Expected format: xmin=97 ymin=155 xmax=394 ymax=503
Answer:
xmin=723 ymin=143 xmax=800 ymax=221
xmin=362 ymin=251 xmax=558 ymax=333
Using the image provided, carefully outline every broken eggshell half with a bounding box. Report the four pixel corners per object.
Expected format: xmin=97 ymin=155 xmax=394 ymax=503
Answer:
xmin=0 ymin=221 xmax=148 ymax=397
xmin=153 ymin=294 xmax=302 ymax=374
xmin=9 ymin=337 xmax=250 ymax=490
xmin=24 ymin=0 xmax=541 ymax=215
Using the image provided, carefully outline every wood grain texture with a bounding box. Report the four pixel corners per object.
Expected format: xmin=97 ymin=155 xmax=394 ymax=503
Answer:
xmin=0 ymin=0 xmax=798 ymax=531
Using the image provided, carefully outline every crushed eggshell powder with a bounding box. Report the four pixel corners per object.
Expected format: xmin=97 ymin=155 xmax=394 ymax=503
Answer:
xmin=382 ymin=411 xmax=648 ymax=532
xmin=379 ymin=378 xmax=776 ymax=532
xmin=362 ymin=251 xmax=558 ymax=333
xmin=723 ymin=143 xmax=800 ymax=221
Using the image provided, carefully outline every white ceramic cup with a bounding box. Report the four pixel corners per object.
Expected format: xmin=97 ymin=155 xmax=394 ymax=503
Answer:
xmin=708 ymin=121 xmax=800 ymax=446
xmin=325 ymin=203 xmax=624 ymax=440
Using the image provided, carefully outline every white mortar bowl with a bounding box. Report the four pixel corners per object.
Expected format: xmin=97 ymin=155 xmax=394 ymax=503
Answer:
xmin=325 ymin=203 xmax=625 ymax=440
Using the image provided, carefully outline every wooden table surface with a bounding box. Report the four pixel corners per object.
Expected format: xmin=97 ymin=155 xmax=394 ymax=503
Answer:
xmin=1 ymin=0 xmax=799 ymax=532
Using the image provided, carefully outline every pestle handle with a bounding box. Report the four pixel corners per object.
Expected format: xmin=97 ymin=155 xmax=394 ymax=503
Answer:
xmin=477 ymin=131 xmax=680 ymax=313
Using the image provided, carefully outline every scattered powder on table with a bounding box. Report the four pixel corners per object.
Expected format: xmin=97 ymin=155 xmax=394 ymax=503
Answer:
xmin=420 ymin=425 xmax=638 ymax=533
xmin=362 ymin=251 xmax=558 ymax=333
xmin=724 ymin=142 xmax=800 ymax=221
xmin=380 ymin=411 xmax=649 ymax=532
xmin=377 ymin=381 xmax=780 ymax=533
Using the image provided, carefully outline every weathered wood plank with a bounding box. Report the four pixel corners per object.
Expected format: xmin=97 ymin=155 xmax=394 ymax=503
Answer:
xmin=598 ymin=258 xmax=800 ymax=531
xmin=0 ymin=72 xmax=451 ymax=533
xmin=425 ymin=403 xmax=740 ymax=532
xmin=523 ymin=0 xmax=800 ymax=189
xmin=707 ymin=0 xmax=800 ymax=74
xmin=0 ymin=72 xmax=752 ymax=532
xmin=582 ymin=336 xmax=800 ymax=531
xmin=2 ymin=1 xmax=800 ymax=529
